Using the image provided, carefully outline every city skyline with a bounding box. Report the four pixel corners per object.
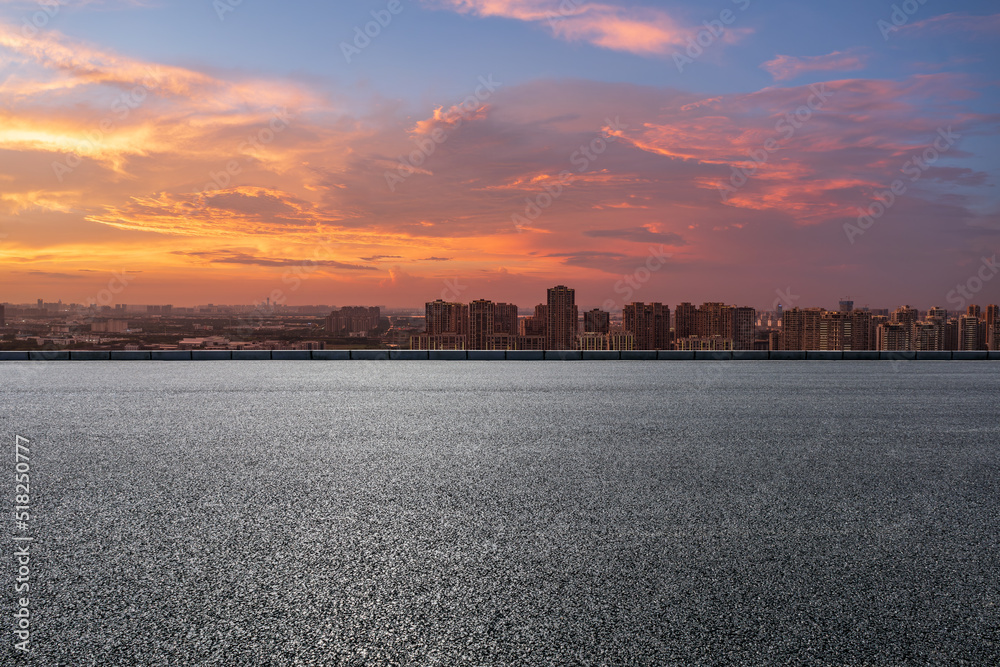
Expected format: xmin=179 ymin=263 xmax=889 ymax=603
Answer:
xmin=7 ymin=283 xmax=997 ymax=353
xmin=1 ymin=2 xmax=998 ymax=308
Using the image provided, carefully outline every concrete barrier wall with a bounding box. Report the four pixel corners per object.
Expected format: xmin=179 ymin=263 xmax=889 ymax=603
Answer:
xmin=1 ymin=350 xmax=997 ymax=362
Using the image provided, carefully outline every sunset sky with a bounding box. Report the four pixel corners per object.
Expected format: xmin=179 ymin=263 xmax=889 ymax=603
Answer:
xmin=1 ymin=0 xmax=998 ymax=310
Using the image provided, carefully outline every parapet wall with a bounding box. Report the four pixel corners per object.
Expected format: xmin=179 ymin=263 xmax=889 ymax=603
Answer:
xmin=1 ymin=350 xmax=998 ymax=361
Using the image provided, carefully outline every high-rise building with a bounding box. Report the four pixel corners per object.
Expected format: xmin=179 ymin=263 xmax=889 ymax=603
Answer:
xmin=521 ymin=304 xmax=547 ymax=337
xmin=839 ymin=299 xmax=854 ymax=313
xmin=623 ymin=302 xmax=671 ymax=350
xmin=891 ymin=305 xmax=918 ymax=350
xmin=0 ymin=304 xmax=5 ymax=328
xmin=958 ymin=314 xmax=981 ymax=351
xmin=914 ymin=321 xmax=941 ymax=351
xmin=583 ymin=308 xmax=610 ymax=334
xmin=878 ymin=322 xmax=908 ymax=351
xmin=732 ymin=306 xmax=756 ymax=350
xmin=943 ymin=318 xmax=960 ymax=351
xmin=425 ymin=300 xmax=468 ymax=337
xmin=698 ymin=302 xmax=726 ymax=338
xmin=468 ymin=299 xmax=495 ymax=350
xmin=546 ymin=286 xmax=577 ymax=350
xmin=782 ymin=307 xmax=823 ymax=350
xmin=987 ymin=304 xmax=999 ymax=350
xmin=819 ymin=311 xmax=848 ymax=351
xmin=675 ymin=302 xmax=697 ymax=340
xmin=781 ymin=308 xmax=804 ymax=350
xmin=848 ymin=309 xmax=873 ymax=350
xmin=495 ymin=303 xmax=519 ymax=336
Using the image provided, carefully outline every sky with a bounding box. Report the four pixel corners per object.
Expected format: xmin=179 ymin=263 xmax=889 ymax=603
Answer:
xmin=1 ymin=0 xmax=998 ymax=311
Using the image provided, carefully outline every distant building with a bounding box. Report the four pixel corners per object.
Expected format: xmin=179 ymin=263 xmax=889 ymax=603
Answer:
xmin=677 ymin=336 xmax=733 ymax=351
xmin=468 ymin=299 xmax=496 ymax=350
xmin=987 ymin=304 xmax=999 ymax=350
xmin=943 ymin=318 xmax=960 ymax=351
xmin=495 ymin=303 xmax=519 ymax=337
xmin=514 ymin=335 xmax=546 ymax=350
xmin=607 ymin=331 xmax=635 ymax=351
xmin=914 ymin=322 xmax=941 ymax=351
xmin=958 ymin=314 xmax=981 ymax=351
xmin=675 ymin=302 xmax=697 ymax=340
xmin=410 ymin=333 xmax=467 ymax=350
xmin=521 ymin=304 xmax=547 ymax=338
xmin=326 ymin=306 xmax=381 ymax=334
xmin=697 ymin=302 xmax=726 ymax=338
xmin=90 ymin=319 xmax=128 ymax=333
xmin=891 ymin=305 xmax=918 ymax=350
xmin=424 ymin=300 xmax=467 ymax=337
xmin=583 ymin=308 xmax=610 ymax=334
xmin=486 ymin=334 xmax=516 ymax=350
xmin=546 ymin=286 xmax=577 ymax=350
xmin=848 ymin=310 xmax=873 ymax=351
xmin=877 ymin=323 xmax=908 ymax=351
xmin=623 ymin=302 xmax=671 ymax=350
xmin=781 ymin=308 xmax=822 ymax=350
xmin=577 ymin=332 xmax=608 ymax=351
xmin=819 ymin=311 xmax=848 ymax=351
xmin=731 ymin=306 xmax=756 ymax=350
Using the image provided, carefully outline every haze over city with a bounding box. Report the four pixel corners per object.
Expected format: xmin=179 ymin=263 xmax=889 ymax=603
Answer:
xmin=1 ymin=1 xmax=998 ymax=309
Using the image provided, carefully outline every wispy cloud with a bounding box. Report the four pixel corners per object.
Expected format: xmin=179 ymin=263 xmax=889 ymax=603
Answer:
xmin=762 ymin=51 xmax=868 ymax=81
xmin=422 ymin=0 xmax=730 ymax=57
xmin=897 ymin=12 xmax=1000 ymax=37
xmin=584 ymin=226 xmax=686 ymax=245
xmin=174 ymin=250 xmax=378 ymax=271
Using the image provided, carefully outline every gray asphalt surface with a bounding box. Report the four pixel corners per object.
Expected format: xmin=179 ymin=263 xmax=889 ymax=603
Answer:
xmin=1 ymin=361 xmax=998 ymax=665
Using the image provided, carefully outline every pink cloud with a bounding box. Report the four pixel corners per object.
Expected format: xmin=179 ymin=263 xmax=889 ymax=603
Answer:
xmin=1 ymin=25 xmax=995 ymax=309
xmin=423 ymin=0 xmax=749 ymax=57
xmin=762 ymin=51 xmax=868 ymax=81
